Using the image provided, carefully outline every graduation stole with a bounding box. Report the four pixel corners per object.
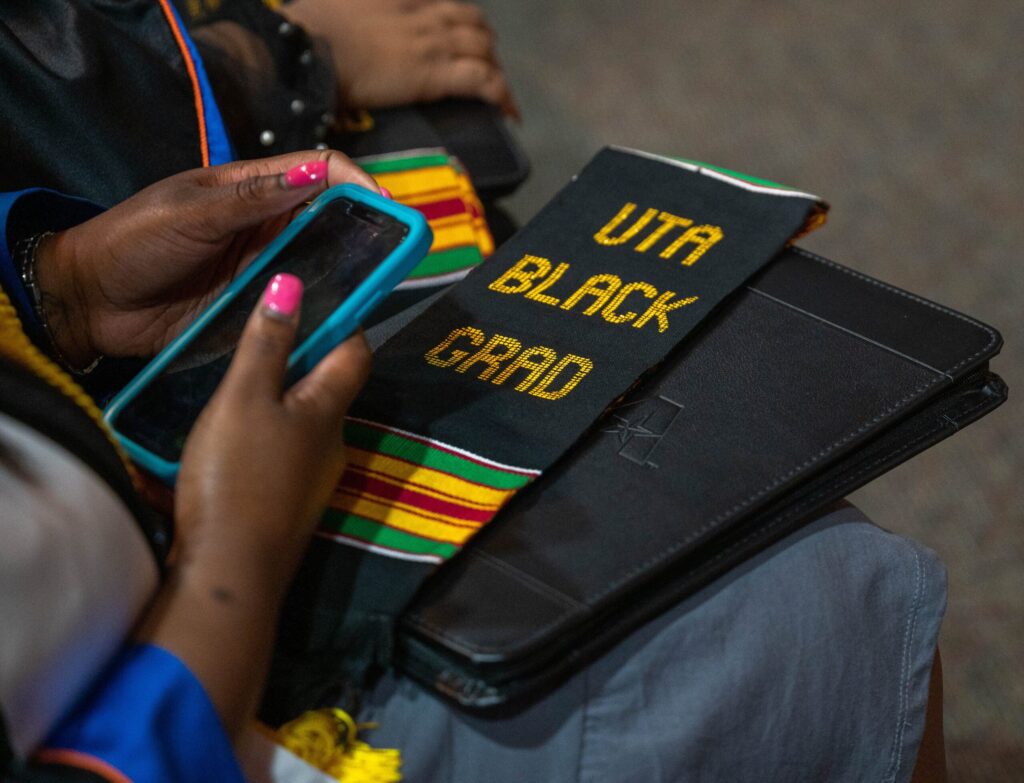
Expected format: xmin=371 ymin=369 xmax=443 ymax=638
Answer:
xmin=358 ymin=149 xmax=494 ymax=291
xmin=265 ymin=147 xmax=827 ymax=721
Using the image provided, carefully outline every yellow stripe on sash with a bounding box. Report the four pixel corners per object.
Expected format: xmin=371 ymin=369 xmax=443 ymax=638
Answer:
xmin=344 ymin=448 xmax=516 ymax=507
xmin=331 ymin=492 xmax=481 ymax=545
xmin=430 ymin=223 xmax=480 ymax=251
xmin=373 ymin=167 xmax=462 ymax=198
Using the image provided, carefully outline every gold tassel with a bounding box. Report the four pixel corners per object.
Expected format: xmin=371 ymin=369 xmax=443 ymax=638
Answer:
xmin=276 ymin=708 xmax=402 ymax=782
xmin=337 ymin=110 xmax=376 ymax=134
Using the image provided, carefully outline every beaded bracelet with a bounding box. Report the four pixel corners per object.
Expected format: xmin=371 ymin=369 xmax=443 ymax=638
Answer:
xmin=14 ymin=231 xmax=101 ymax=375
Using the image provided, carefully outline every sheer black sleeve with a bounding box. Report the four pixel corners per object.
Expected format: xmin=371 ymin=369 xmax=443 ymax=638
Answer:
xmin=178 ymin=1 xmax=339 ymax=158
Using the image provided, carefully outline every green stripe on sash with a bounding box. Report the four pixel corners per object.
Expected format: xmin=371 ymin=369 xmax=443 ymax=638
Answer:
xmin=359 ymin=153 xmax=454 ymax=175
xmin=674 ymin=157 xmax=798 ymax=191
xmin=344 ymin=422 xmax=535 ymax=490
xmin=321 ymin=510 xmax=460 ymax=559
xmin=407 ymin=246 xmax=483 ymax=279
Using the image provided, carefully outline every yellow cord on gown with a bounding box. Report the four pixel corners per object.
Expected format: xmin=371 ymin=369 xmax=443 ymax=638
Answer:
xmin=276 ymin=708 xmax=402 ymax=782
xmin=0 ymin=288 xmax=138 ymax=485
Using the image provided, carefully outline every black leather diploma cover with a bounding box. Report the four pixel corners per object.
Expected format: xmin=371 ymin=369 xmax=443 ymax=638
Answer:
xmin=395 ymin=245 xmax=1007 ymax=709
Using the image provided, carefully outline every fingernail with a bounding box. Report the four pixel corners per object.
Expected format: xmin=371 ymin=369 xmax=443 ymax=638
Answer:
xmin=379 ymin=186 xmax=392 ymax=199
xmin=262 ymin=274 xmax=303 ymax=319
xmin=284 ymin=160 xmax=328 ymax=189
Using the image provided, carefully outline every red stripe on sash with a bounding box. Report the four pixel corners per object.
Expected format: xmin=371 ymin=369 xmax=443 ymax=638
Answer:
xmin=339 ymin=472 xmax=496 ymax=523
xmin=413 ymin=197 xmax=470 ymax=221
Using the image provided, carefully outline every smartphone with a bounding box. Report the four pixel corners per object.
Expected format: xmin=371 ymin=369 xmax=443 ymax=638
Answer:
xmin=104 ymin=184 xmax=431 ymax=484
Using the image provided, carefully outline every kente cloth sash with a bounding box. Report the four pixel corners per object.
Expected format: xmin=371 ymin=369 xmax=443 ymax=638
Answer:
xmin=262 ymin=147 xmax=827 ymax=722
xmin=358 ymin=149 xmax=495 ymax=290
xmin=324 ymin=147 xmax=826 ymax=561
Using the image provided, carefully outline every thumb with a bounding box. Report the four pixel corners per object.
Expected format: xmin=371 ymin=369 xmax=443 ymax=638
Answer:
xmin=287 ymin=330 xmax=371 ymax=424
xmin=196 ymin=160 xmax=331 ymax=239
xmin=222 ymin=274 xmax=303 ymax=400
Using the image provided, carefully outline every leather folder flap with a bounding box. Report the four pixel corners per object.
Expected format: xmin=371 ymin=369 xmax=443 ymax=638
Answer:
xmin=400 ymin=247 xmax=1004 ymax=685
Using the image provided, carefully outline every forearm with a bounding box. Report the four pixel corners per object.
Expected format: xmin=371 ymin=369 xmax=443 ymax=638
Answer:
xmin=134 ymin=537 xmax=299 ymax=739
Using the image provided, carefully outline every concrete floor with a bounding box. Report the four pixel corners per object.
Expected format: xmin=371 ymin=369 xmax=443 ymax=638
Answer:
xmin=478 ymin=0 xmax=1024 ymax=777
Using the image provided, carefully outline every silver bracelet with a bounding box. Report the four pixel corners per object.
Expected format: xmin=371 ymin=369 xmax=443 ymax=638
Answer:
xmin=15 ymin=231 xmax=101 ymax=375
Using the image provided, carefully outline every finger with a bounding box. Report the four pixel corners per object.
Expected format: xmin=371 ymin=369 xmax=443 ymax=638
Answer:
xmin=222 ymin=274 xmax=303 ymax=400
xmin=287 ymin=331 xmax=371 ymax=424
xmin=193 ymin=151 xmax=382 ymax=239
xmin=200 ymin=149 xmax=379 ymax=193
xmin=430 ymin=57 xmax=515 ymax=111
xmin=188 ymin=164 xmax=326 ymax=242
xmin=447 ymin=25 xmax=495 ymax=60
xmin=437 ymin=0 xmax=487 ymax=28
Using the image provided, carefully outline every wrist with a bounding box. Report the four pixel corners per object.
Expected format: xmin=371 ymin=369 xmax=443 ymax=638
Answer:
xmin=32 ymin=229 xmax=101 ymax=371
xmin=177 ymin=550 xmax=289 ymax=617
xmin=177 ymin=513 xmax=310 ymax=599
xmin=134 ymin=559 xmax=284 ymax=736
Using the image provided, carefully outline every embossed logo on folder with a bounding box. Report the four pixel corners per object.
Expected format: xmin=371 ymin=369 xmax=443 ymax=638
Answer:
xmin=603 ymin=396 xmax=683 ymax=467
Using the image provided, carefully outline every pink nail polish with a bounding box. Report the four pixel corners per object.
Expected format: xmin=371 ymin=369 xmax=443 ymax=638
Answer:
xmin=379 ymin=186 xmax=393 ymax=199
xmin=284 ymin=160 xmax=328 ymax=189
xmin=262 ymin=274 xmax=303 ymax=319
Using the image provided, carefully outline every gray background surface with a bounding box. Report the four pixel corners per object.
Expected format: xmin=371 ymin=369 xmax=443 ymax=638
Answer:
xmin=477 ymin=0 xmax=1023 ymax=777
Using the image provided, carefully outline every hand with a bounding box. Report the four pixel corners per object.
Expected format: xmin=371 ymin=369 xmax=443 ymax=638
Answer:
xmin=175 ymin=272 xmax=370 ymax=576
xmin=35 ymin=150 xmax=379 ymax=368
xmin=137 ymin=273 xmax=371 ymax=736
xmin=281 ymin=0 xmax=519 ymax=118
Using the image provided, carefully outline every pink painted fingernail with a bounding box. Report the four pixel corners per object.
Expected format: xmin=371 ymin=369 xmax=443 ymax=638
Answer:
xmin=379 ymin=186 xmax=392 ymax=199
xmin=284 ymin=160 xmax=328 ymax=188
xmin=262 ymin=274 xmax=303 ymax=319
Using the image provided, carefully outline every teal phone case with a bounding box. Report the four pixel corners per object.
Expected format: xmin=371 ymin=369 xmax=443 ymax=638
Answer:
xmin=104 ymin=184 xmax=432 ymax=484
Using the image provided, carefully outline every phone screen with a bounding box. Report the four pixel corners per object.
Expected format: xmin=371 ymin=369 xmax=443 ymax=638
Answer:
xmin=110 ymin=196 xmax=408 ymax=464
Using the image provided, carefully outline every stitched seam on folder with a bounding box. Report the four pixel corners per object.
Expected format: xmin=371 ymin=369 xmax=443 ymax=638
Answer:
xmin=408 ymin=367 xmax=994 ymax=653
xmin=677 ymin=393 xmax=992 ymax=576
xmin=470 ymin=550 xmax=588 ymax=611
xmin=791 ymin=247 xmax=1000 ymax=376
xmin=589 ymin=381 xmax=933 ymax=594
xmin=541 ymin=392 xmax=986 ymax=652
xmin=573 ymin=381 xmax=963 ymax=611
xmin=409 ymin=407 xmax=947 ymax=651
xmin=404 ymin=251 xmax=999 ymax=652
xmin=564 ymin=252 xmax=1001 ymax=605
xmin=642 ymin=396 xmax=981 ymax=587
xmin=744 ymin=287 xmax=953 ymax=379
